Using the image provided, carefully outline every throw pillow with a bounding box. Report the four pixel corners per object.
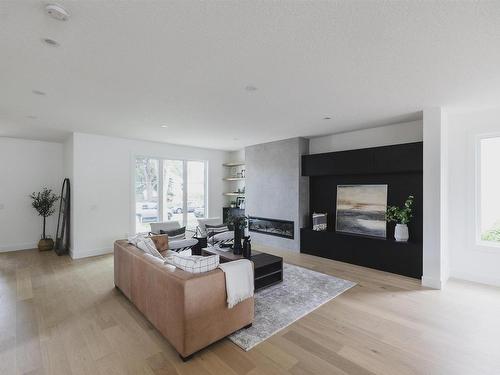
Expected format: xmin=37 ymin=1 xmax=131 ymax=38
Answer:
xmin=127 ymin=233 xmax=146 ymax=246
xmin=211 ymin=231 xmax=234 ymax=245
xmin=168 ymin=237 xmax=198 ymax=252
xmin=164 ymin=251 xmax=219 ymax=274
xmin=206 ymin=224 xmax=230 ymax=238
xmin=160 ymin=226 xmax=186 ymax=241
xmin=136 ymin=237 xmax=165 ymax=260
xmin=148 ymin=234 xmax=169 ymax=252
xmin=312 ymin=212 xmax=327 ymax=231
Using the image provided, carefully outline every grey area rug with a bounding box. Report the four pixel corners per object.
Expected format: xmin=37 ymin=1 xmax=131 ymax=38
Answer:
xmin=229 ymin=263 xmax=356 ymax=351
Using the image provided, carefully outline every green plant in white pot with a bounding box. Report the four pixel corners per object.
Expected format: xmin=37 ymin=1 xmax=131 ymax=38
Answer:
xmin=386 ymin=195 xmax=414 ymax=242
xmin=30 ymin=188 xmax=60 ymax=251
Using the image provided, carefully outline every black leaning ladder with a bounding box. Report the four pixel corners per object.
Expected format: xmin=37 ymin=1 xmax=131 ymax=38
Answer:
xmin=55 ymin=178 xmax=71 ymax=256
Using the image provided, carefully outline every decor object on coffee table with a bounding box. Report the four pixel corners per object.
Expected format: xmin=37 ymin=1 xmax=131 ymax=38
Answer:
xmin=226 ymin=214 xmax=249 ymax=255
xmin=386 ymin=195 xmax=414 ymax=242
xmin=30 ymin=187 xmax=59 ymax=251
xmin=242 ymin=236 xmax=251 ymax=259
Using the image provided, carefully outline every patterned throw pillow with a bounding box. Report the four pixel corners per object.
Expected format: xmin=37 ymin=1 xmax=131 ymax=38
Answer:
xmin=160 ymin=227 xmax=186 ymax=241
xmin=205 ymin=224 xmax=230 ymax=238
xmin=164 ymin=251 xmax=219 ymax=274
xmin=168 ymin=238 xmax=198 ymax=252
xmin=128 ymin=233 xmax=145 ymax=246
xmin=312 ymin=212 xmax=327 ymax=231
xmin=136 ymin=237 xmax=165 ymax=260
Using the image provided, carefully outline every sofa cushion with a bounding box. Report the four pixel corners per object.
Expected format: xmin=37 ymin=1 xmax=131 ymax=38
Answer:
xmin=164 ymin=251 xmax=219 ymax=274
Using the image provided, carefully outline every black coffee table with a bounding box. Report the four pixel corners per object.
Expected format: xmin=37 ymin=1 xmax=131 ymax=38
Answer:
xmin=202 ymin=247 xmax=283 ymax=291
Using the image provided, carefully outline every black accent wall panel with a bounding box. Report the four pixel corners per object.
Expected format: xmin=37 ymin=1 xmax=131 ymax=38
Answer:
xmin=302 ymin=142 xmax=423 ymax=176
xmin=301 ymin=142 xmax=423 ymax=279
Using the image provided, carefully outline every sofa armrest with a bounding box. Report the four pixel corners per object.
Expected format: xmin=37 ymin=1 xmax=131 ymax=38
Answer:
xmin=182 ymin=270 xmax=254 ymax=356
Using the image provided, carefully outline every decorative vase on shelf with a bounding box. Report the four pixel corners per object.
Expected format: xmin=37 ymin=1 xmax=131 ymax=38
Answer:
xmin=394 ymin=224 xmax=409 ymax=242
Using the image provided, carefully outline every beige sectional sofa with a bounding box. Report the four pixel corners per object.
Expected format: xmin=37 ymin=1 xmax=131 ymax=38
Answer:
xmin=113 ymin=240 xmax=254 ymax=360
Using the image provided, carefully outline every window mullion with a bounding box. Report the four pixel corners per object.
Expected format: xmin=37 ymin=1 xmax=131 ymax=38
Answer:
xmin=158 ymin=159 xmax=164 ymax=223
xmin=183 ymin=160 xmax=188 ymax=226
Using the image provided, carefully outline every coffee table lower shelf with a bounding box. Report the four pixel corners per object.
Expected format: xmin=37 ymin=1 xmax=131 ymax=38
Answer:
xmin=202 ymin=247 xmax=283 ymax=291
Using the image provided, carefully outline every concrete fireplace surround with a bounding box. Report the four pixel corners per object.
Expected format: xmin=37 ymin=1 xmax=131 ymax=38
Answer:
xmin=245 ymin=137 xmax=309 ymax=252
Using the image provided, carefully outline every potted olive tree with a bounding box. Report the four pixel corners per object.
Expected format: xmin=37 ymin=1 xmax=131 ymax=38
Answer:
xmin=30 ymin=188 xmax=60 ymax=251
xmin=386 ymin=195 xmax=414 ymax=242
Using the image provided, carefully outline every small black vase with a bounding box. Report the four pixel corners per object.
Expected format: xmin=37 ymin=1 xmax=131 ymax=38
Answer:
xmin=233 ymin=227 xmax=243 ymax=255
xmin=242 ymin=236 xmax=251 ymax=259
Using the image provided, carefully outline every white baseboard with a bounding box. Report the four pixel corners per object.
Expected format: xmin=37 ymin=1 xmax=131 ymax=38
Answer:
xmin=450 ymin=272 xmax=500 ymax=288
xmin=70 ymin=247 xmax=112 ymax=259
xmin=421 ymin=276 xmax=443 ymax=289
xmin=0 ymin=242 xmax=38 ymax=253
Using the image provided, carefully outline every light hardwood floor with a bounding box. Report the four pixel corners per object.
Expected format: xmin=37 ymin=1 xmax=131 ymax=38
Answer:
xmin=1 ymin=247 xmax=500 ymax=375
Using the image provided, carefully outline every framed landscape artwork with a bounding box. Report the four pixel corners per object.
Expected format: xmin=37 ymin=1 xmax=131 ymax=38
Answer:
xmin=336 ymin=184 xmax=388 ymax=238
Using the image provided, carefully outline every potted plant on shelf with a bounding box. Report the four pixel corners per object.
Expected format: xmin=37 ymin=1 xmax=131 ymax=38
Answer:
xmin=226 ymin=214 xmax=249 ymax=255
xmin=30 ymin=188 xmax=60 ymax=251
xmin=386 ymin=195 xmax=414 ymax=242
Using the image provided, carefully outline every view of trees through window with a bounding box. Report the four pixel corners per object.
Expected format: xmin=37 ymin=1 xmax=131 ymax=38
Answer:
xmin=479 ymin=137 xmax=500 ymax=244
xmin=135 ymin=157 xmax=206 ymax=233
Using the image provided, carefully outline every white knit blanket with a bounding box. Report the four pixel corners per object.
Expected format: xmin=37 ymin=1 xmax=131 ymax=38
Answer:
xmin=218 ymin=259 xmax=254 ymax=308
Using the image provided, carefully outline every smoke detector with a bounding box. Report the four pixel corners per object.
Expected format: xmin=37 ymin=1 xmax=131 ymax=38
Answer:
xmin=45 ymin=4 xmax=70 ymax=21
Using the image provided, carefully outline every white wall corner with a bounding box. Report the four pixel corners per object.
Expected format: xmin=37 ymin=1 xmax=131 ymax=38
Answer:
xmin=421 ymin=276 xmax=443 ymax=289
xmin=422 ymin=107 xmax=449 ymax=289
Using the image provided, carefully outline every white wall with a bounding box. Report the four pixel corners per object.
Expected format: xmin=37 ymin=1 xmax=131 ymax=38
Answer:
xmin=63 ymin=134 xmax=75 ymax=251
xmin=447 ymin=108 xmax=500 ymax=286
xmin=422 ymin=108 xmax=448 ymax=289
xmin=0 ymin=138 xmax=63 ymax=252
xmin=309 ymin=120 xmax=423 ymax=154
xmin=70 ymin=133 xmax=227 ymax=259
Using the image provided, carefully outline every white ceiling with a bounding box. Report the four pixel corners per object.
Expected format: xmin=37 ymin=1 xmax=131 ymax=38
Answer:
xmin=1 ymin=1 xmax=500 ymax=150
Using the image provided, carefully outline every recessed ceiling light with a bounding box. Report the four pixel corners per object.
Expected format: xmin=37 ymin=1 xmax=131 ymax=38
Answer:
xmin=245 ymin=85 xmax=257 ymax=92
xmin=160 ymin=125 xmax=168 ymax=128
xmin=45 ymin=4 xmax=70 ymax=21
xmin=323 ymin=116 xmax=332 ymax=120
xmin=42 ymin=38 xmax=59 ymax=47
xmin=32 ymin=90 xmax=46 ymax=96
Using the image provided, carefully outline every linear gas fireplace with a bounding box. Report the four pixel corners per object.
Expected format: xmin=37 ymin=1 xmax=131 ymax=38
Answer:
xmin=248 ymin=217 xmax=294 ymax=239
